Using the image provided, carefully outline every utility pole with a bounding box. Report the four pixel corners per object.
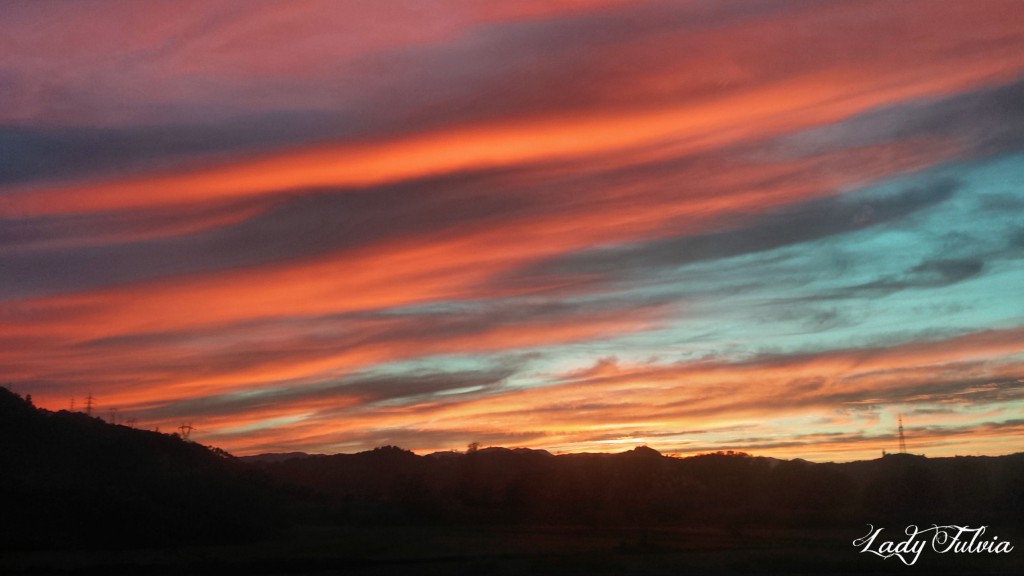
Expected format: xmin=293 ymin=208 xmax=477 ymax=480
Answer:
xmin=898 ymin=414 xmax=907 ymax=454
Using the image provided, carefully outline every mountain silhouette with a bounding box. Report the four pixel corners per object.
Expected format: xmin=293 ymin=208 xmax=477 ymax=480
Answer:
xmin=0 ymin=386 xmax=282 ymax=550
xmin=3 ymin=385 xmax=1023 ymax=575
xmin=244 ymin=442 xmax=1024 ymax=530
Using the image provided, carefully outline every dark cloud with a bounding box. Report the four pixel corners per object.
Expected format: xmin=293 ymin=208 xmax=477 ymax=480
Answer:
xmin=0 ymin=122 xmax=783 ymax=300
xmin=516 ymin=178 xmax=959 ymax=286
xmin=0 ymin=196 xmax=266 ymax=250
xmin=536 ymin=343 xmax=1024 ymax=422
xmin=844 ymin=257 xmax=985 ymax=296
xmin=771 ymin=225 xmax=1018 ymax=307
xmin=12 ymin=58 xmax=1014 ymax=303
xmin=0 ymin=112 xmax=362 ymax=186
xmin=692 ymin=375 xmax=1024 ymax=419
xmin=336 ymin=0 xmax=803 ymax=135
xmin=333 ymin=428 xmax=545 ymax=454
xmin=660 ymin=429 xmax=881 ymax=455
xmin=906 ymin=79 xmax=1024 ymax=157
xmin=905 ymin=419 xmax=1024 ymax=439
xmin=134 ymin=366 xmax=516 ymax=422
xmin=667 ymin=417 xmax=1024 ymax=455
xmin=1009 ymin=227 xmax=1024 ymax=250
xmin=229 ymin=426 xmax=545 ymax=456
xmin=78 ymin=291 xmax=669 ymax=353
xmin=53 ymin=295 xmax=663 ymax=396
xmin=556 ymin=425 xmax=753 ymax=445
xmin=977 ymin=192 xmax=1024 ymax=214
xmin=782 ymin=77 xmax=1024 ymax=160
xmin=0 ymin=168 xmax=529 ymax=299
xmin=832 ymin=376 xmax=1024 ymax=408
xmin=910 ymin=258 xmax=985 ymax=283
xmin=0 ymin=0 xmax=800 ymax=188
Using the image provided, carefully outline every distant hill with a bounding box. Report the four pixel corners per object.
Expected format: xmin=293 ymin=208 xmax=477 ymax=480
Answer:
xmin=237 ymin=451 xmax=315 ymax=464
xmin=0 ymin=387 xmax=282 ymax=550
xmin=246 ymin=443 xmax=1024 ymax=530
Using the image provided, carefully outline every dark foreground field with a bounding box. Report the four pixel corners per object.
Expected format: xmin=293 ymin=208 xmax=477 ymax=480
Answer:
xmin=4 ymin=524 xmax=1021 ymax=575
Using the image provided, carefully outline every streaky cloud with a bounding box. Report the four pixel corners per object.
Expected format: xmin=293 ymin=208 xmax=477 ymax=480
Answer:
xmin=519 ymin=178 xmax=959 ymax=284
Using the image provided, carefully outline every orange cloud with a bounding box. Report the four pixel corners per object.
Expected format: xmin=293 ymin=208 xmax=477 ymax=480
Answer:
xmin=7 ymin=1 xmax=1024 ymax=217
xmin=96 ymin=327 xmax=1024 ymax=458
xmin=0 ymin=67 xmax=1003 ymax=219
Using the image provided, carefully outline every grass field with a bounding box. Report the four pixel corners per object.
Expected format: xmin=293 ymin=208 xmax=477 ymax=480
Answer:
xmin=4 ymin=523 xmax=1019 ymax=575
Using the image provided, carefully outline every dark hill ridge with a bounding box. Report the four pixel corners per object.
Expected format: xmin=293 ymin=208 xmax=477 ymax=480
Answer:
xmin=238 ymin=451 xmax=318 ymax=464
xmin=246 ymin=444 xmax=1024 ymax=530
xmin=0 ymin=387 xmax=283 ymax=550
xmin=3 ymin=385 xmax=1023 ymax=554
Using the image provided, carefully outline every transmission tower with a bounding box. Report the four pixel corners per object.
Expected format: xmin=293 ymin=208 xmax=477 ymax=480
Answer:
xmin=898 ymin=414 xmax=907 ymax=454
xmin=85 ymin=392 xmax=94 ymax=416
xmin=178 ymin=423 xmax=195 ymax=440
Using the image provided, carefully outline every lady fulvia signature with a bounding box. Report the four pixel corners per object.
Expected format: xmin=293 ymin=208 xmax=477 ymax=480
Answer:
xmin=853 ymin=524 xmax=1013 ymax=565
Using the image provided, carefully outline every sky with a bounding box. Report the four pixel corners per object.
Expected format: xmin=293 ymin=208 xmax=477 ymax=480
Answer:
xmin=2 ymin=0 xmax=1023 ymax=461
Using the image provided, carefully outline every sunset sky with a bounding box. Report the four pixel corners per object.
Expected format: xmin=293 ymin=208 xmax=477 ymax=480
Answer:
xmin=3 ymin=0 xmax=1023 ymax=461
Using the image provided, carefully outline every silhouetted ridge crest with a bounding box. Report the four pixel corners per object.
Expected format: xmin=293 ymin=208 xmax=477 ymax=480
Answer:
xmin=248 ymin=443 xmax=1024 ymax=529
xmin=627 ymin=445 xmax=662 ymax=458
xmin=0 ymin=386 xmax=282 ymax=550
